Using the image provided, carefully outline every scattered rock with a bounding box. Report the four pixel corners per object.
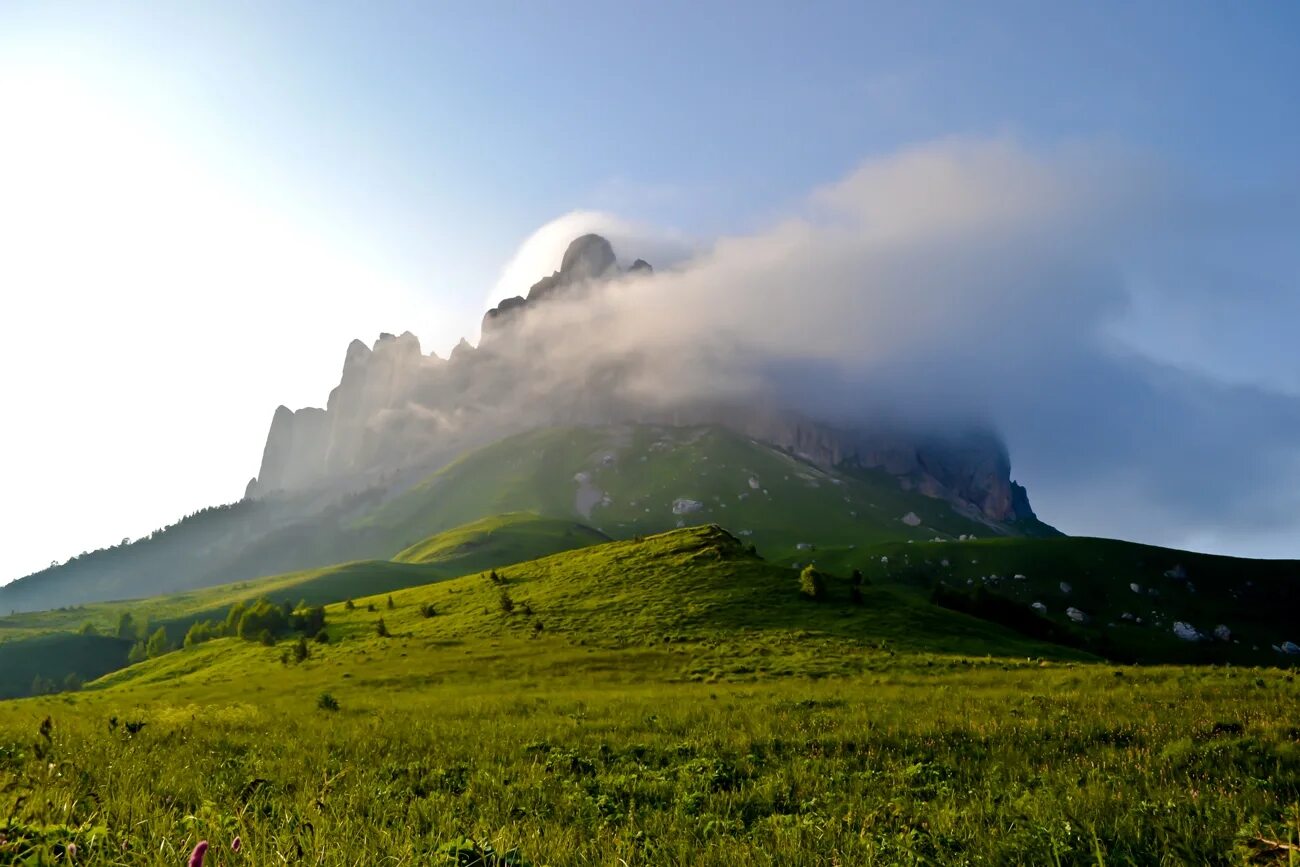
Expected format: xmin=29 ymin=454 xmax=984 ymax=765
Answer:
xmin=748 ymin=476 xmax=761 ymax=489
xmin=1013 ymin=573 xmax=1027 ymax=580
xmin=672 ymin=498 xmax=704 ymax=515
xmin=795 ymin=543 xmax=814 ymax=551
xmin=1281 ymin=641 xmax=1300 ymax=655
xmin=1213 ymin=624 xmax=1231 ymax=642
xmin=1059 ymin=582 xmax=1072 ymax=595
xmin=880 ymin=556 xmax=889 ymax=564
xmin=1130 ymin=583 xmax=1141 ymax=593
xmin=901 ymin=512 xmax=922 ymax=527
xmin=1031 ymin=602 xmax=1047 ymax=614
xmin=1172 ymin=622 xmax=1203 ymax=642
xmin=1066 ymin=607 xmax=1088 ymax=623
xmin=1121 ymin=612 xmax=1135 ymax=621
xmin=1164 ymin=564 xmax=1188 ymax=581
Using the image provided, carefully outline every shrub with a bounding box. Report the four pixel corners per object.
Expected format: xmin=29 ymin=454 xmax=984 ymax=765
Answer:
xmin=258 ymin=629 xmax=275 ymax=647
xmin=419 ymin=603 xmax=437 ymax=618
xmin=799 ymin=565 xmax=827 ymax=600
xmin=376 ymin=617 xmax=390 ymax=638
xmin=115 ymin=611 xmax=137 ymax=641
xmin=184 ymin=620 xmax=220 ymax=648
xmin=314 ymin=630 xmax=330 ymax=644
xmin=386 ymin=595 xmax=395 ymax=610
xmin=144 ymin=627 xmax=171 ymax=659
xmin=237 ymin=598 xmax=289 ymax=641
xmin=291 ymin=605 xmax=326 ymax=637
xmin=293 ymin=637 xmax=310 ymax=663
xmin=344 ymin=599 xmax=355 ymax=611
xmin=78 ymin=621 xmax=99 ymax=636
xmin=317 ymin=692 xmax=339 ymax=712
xmin=498 ymin=588 xmax=516 ymax=614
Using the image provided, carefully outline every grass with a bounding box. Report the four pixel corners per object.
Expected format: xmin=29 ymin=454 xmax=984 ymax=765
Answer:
xmin=860 ymin=536 xmax=1300 ymax=667
xmin=2 ymin=644 xmax=1298 ymax=864
xmin=0 ymin=514 xmax=607 ymax=699
xmin=0 ymin=526 xmax=1297 ymax=864
xmin=362 ymin=424 xmax=1048 ymax=570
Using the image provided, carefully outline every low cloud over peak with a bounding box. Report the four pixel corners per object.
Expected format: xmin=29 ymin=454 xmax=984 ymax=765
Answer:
xmin=489 ymin=138 xmax=1300 ymax=556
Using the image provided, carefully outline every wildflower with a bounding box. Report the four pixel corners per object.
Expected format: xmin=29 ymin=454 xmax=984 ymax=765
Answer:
xmin=66 ymin=842 xmax=77 ymax=860
xmin=231 ymin=836 xmax=242 ymax=852
xmin=188 ymin=841 xmax=209 ymax=867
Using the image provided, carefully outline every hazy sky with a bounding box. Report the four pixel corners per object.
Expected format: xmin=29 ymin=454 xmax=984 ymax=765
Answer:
xmin=2 ymin=1 xmax=1298 ymax=582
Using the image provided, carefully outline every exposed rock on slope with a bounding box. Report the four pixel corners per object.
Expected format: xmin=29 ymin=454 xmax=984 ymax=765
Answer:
xmin=248 ymin=235 xmax=1041 ymax=525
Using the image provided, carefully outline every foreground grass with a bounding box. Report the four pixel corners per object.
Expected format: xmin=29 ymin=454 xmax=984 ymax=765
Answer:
xmin=1 ymin=642 xmax=1298 ymax=866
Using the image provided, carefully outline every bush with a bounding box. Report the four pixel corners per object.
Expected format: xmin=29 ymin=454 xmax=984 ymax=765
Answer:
xmin=184 ymin=620 xmax=220 ymax=648
xmin=317 ymin=692 xmax=339 ymax=712
xmin=419 ymin=603 xmax=437 ymax=618
xmin=344 ymin=599 xmax=355 ymax=611
xmin=78 ymin=621 xmax=99 ymax=636
xmin=314 ymin=630 xmax=330 ymax=644
xmin=293 ymin=637 xmax=310 ymax=663
xmin=386 ymin=595 xmax=395 ymax=610
xmin=498 ymin=588 xmax=516 ymax=614
xmin=115 ymin=612 xmax=137 ymax=641
xmin=799 ymin=565 xmax=827 ymax=600
xmin=237 ymin=598 xmax=289 ymax=641
xmin=376 ymin=617 xmax=390 ymax=638
xmin=144 ymin=627 xmax=171 ymax=659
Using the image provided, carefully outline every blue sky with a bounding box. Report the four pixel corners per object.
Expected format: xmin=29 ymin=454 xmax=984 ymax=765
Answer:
xmin=1 ymin=1 xmax=1298 ymax=579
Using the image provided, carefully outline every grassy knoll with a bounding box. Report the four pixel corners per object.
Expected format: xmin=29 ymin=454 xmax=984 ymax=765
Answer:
xmin=0 ymin=514 xmax=606 ymax=699
xmin=0 ymin=526 xmax=1297 ymax=864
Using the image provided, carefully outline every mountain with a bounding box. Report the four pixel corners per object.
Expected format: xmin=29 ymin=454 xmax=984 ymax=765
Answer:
xmin=2 ymin=234 xmax=1051 ymax=611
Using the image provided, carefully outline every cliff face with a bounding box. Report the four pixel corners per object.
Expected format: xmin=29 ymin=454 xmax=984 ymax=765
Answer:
xmin=247 ymin=235 xmax=1038 ymax=524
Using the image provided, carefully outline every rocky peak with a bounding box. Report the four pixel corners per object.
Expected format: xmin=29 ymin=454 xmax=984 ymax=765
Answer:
xmin=483 ymin=234 xmax=651 ymax=336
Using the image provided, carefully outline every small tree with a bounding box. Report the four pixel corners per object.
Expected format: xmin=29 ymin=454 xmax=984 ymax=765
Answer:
xmin=127 ymin=641 xmax=147 ymax=664
xmin=850 ymin=569 xmax=867 ymax=605
xmin=799 ymin=565 xmax=827 ymax=601
xmin=293 ymin=636 xmax=310 ymax=663
xmin=115 ymin=611 xmax=136 ymax=640
xmin=145 ymin=626 xmax=170 ymax=658
xmin=386 ymin=595 xmax=395 ymax=610
xmin=344 ymin=599 xmax=356 ymax=611
xmin=376 ymin=617 xmax=389 ymax=638
xmin=419 ymin=603 xmax=437 ymax=618
xmin=317 ymin=692 xmax=339 ymax=712
xmin=78 ymin=621 xmax=99 ymax=636
xmin=62 ymin=672 xmax=83 ymax=692
xmin=498 ymin=588 xmax=515 ymax=614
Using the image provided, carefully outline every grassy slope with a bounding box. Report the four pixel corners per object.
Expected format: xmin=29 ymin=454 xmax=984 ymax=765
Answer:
xmin=0 ymin=514 xmax=605 ymax=699
xmin=860 ymin=536 xmax=1300 ymax=666
xmin=93 ymin=526 xmax=1087 ymax=700
xmin=364 ymin=424 xmax=1034 ymax=572
xmin=0 ymin=528 xmax=1295 ymax=864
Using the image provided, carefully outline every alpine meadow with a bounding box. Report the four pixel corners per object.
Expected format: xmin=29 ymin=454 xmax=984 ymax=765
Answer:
xmin=3 ymin=4 xmax=1300 ymax=866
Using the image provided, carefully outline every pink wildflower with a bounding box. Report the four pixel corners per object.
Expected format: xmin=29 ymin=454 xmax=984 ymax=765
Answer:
xmin=188 ymin=841 xmax=209 ymax=867
xmin=231 ymin=836 xmax=242 ymax=852
xmin=65 ymin=842 xmax=77 ymax=860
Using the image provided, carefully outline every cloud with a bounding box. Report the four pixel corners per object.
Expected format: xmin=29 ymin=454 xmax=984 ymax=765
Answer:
xmin=487 ymin=210 xmax=696 ymax=311
xmin=489 ymin=138 xmax=1300 ymax=556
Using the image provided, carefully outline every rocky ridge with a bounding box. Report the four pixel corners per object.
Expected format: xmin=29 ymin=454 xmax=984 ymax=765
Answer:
xmin=247 ymin=235 xmax=1040 ymax=526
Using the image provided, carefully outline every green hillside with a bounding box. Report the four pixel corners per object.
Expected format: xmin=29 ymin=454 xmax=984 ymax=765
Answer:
xmin=0 ymin=423 xmax=1052 ymax=613
xmin=365 ymin=424 xmax=1050 ymax=570
xmin=0 ymin=526 xmax=1296 ymax=865
xmin=0 ymin=513 xmax=605 ymax=698
xmin=860 ymin=536 xmax=1300 ymax=666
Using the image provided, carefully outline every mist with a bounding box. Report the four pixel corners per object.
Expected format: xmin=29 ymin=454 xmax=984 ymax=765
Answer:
xmin=477 ymin=138 xmax=1300 ymax=556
